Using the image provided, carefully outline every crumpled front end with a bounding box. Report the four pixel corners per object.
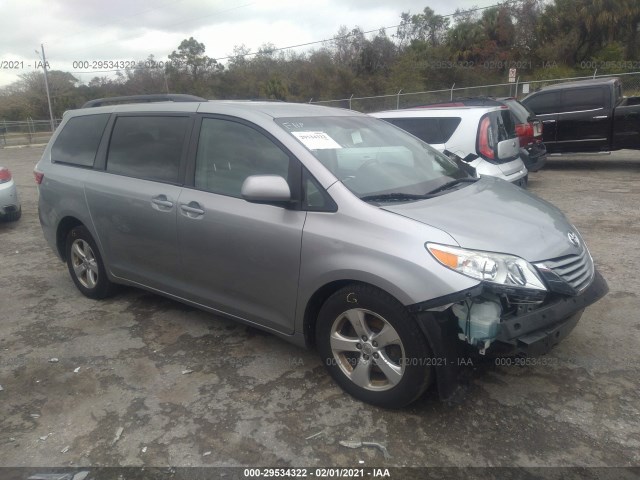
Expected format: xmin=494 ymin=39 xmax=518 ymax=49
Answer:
xmin=412 ymin=244 xmax=608 ymax=357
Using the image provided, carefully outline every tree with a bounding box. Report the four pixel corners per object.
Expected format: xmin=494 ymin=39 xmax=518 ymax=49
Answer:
xmin=332 ymin=26 xmax=367 ymax=69
xmin=166 ymin=37 xmax=221 ymax=95
xmin=396 ymin=7 xmax=450 ymax=48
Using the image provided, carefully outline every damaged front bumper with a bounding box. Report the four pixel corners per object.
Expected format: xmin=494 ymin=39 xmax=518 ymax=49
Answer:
xmin=409 ymin=268 xmax=608 ymax=401
xmin=494 ymin=269 xmax=608 ymax=355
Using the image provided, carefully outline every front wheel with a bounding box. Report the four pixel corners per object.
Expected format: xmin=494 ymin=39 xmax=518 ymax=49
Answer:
xmin=65 ymin=225 xmax=115 ymax=299
xmin=316 ymin=284 xmax=433 ymax=408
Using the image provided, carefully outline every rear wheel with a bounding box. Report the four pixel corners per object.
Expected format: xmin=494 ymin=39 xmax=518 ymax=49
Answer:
xmin=65 ymin=225 xmax=115 ymax=299
xmin=316 ymin=284 xmax=433 ymax=408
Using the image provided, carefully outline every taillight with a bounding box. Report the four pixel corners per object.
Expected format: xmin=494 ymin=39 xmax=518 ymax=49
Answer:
xmin=515 ymin=123 xmax=534 ymax=147
xmin=34 ymin=170 xmax=44 ymax=185
xmin=0 ymin=167 xmax=11 ymax=184
xmin=533 ymin=120 xmax=543 ymax=138
xmin=478 ymin=116 xmax=494 ymax=159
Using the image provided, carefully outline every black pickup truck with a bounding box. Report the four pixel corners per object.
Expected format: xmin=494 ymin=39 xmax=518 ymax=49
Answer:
xmin=521 ymin=77 xmax=640 ymax=153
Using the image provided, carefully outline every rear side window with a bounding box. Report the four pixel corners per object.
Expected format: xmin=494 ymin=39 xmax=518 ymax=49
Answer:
xmin=561 ymin=87 xmax=607 ymax=112
xmin=523 ymin=92 xmax=561 ymax=115
xmin=106 ymin=116 xmax=189 ymax=183
xmin=383 ymin=117 xmax=461 ymax=144
xmin=51 ymin=114 xmax=110 ymax=167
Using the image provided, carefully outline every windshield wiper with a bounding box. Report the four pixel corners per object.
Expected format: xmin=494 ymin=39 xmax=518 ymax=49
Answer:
xmin=360 ymin=192 xmax=434 ymax=203
xmin=424 ymin=178 xmax=478 ymax=196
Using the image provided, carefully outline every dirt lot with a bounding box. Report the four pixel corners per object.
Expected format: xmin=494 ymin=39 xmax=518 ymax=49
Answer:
xmin=1 ymin=145 xmax=639 ymax=469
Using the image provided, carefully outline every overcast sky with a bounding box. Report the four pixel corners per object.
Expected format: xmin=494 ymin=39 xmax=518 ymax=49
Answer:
xmin=0 ymin=0 xmax=498 ymax=87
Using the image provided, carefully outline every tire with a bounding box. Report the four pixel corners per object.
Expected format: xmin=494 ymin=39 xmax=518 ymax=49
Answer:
xmin=316 ymin=284 xmax=433 ymax=408
xmin=519 ymin=174 xmax=529 ymax=189
xmin=65 ymin=225 xmax=115 ymax=299
xmin=2 ymin=207 xmax=21 ymax=222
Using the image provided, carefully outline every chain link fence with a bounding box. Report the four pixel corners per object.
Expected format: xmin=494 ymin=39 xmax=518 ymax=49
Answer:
xmin=311 ymin=71 xmax=640 ymax=113
xmin=0 ymin=119 xmax=60 ymax=148
xmin=3 ymin=71 xmax=639 ymax=146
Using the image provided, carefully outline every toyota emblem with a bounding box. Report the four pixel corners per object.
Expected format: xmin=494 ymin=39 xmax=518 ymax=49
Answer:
xmin=567 ymin=231 xmax=580 ymax=248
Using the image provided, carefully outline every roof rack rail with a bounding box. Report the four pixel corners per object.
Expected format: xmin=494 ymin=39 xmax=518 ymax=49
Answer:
xmin=82 ymin=94 xmax=206 ymax=108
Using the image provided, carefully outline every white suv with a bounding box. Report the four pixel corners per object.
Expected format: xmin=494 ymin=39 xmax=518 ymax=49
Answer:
xmin=370 ymin=106 xmax=529 ymax=187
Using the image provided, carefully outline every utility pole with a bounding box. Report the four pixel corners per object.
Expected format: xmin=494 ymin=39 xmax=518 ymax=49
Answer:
xmin=37 ymin=44 xmax=55 ymax=132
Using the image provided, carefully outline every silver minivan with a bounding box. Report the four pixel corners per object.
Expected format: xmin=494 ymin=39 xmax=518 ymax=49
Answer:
xmin=35 ymin=96 xmax=608 ymax=408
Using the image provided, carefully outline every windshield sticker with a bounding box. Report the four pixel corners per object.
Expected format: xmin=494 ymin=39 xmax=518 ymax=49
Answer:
xmin=292 ymin=131 xmax=342 ymax=150
xmin=351 ymin=130 xmax=363 ymax=145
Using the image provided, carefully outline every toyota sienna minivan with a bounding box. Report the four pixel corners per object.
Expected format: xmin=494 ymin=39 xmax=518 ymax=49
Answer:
xmin=35 ymin=95 xmax=608 ymax=408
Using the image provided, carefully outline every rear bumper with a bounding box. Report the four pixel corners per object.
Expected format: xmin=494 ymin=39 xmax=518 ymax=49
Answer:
xmin=0 ymin=180 xmax=20 ymax=215
xmin=474 ymin=158 xmax=528 ymax=184
xmin=520 ymin=143 xmax=547 ymax=172
xmin=495 ymin=269 xmax=608 ymax=355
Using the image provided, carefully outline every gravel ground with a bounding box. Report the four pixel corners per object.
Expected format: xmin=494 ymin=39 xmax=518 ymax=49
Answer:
xmin=0 ymin=145 xmax=639 ymax=469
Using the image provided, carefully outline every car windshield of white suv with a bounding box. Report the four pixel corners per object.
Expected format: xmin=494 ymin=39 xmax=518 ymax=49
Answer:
xmin=275 ymin=116 xmax=473 ymax=202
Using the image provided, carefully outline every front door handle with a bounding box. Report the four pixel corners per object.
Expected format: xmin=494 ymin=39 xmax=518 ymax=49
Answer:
xmin=180 ymin=202 xmax=205 ymax=218
xmin=542 ymin=119 xmax=556 ymax=123
xmin=151 ymin=195 xmax=174 ymax=210
xmin=592 ymin=115 xmax=608 ymax=119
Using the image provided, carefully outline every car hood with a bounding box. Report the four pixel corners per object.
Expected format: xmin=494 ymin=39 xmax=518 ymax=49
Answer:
xmin=381 ymin=177 xmax=579 ymax=262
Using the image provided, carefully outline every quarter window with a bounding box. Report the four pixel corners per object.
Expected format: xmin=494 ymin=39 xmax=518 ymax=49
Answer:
xmin=52 ymin=114 xmax=110 ymax=167
xmin=383 ymin=117 xmax=461 ymax=144
xmin=194 ymin=118 xmax=291 ymax=198
xmin=106 ymin=116 xmax=189 ymax=183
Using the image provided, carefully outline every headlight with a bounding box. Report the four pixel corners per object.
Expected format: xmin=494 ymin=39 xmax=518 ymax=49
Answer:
xmin=426 ymin=243 xmax=547 ymax=291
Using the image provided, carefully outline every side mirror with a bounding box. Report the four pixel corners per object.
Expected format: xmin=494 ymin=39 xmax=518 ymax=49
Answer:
xmin=497 ymin=139 xmax=519 ymax=160
xmin=241 ymin=175 xmax=291 ymax=203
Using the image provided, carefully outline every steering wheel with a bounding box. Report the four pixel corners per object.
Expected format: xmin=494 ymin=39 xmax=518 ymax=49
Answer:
xmin=357 ymin=158 xmax=380 ymax=173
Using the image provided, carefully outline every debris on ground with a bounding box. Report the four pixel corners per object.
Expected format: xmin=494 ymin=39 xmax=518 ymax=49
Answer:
xmin=73 ymin=367 xmax=80 ymax=373
xmin=0 ymin=385 xmax=3 ymax=391
xmin=203 ymin=451 xmax=212 ymax=456
xmin=141 ymin=446 xmax=147 ymax=453
xmin=305 ymin=431 xmax=323 ymax=440
xmin=39 ymin=433 xmax=52 ymax=441
xmin=48 ymin=358 xmax=59 ymax=363
xmin=27 ymin=471 xmax=89 ymax=480
xmin=339 ymin=440 xmax=391 ymax=459
xmin=181 ymin=369 xmax=194 ymax=375
xmin=60 ymin=445 xmax=70 ymax=453
xmin=111 ymin=426 xmax=124 ymax=445
xmin=30 ymin=413 xmax=40 ymax=418
xmin=28 ymin=474 xmax=73 ymax=480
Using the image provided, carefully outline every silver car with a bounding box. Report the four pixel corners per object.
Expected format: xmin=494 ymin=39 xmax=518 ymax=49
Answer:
xmin=0 ymin=166 xmax=21 ymax=221
xmin=370 ymin=106 xmax=529 ymax=187
xmin=35 ymin=96 xmax=608 ymax=408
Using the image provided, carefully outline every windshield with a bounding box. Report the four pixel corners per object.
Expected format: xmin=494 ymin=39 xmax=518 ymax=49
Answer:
xmin=275 ymin=116 xmax=470 ymax=200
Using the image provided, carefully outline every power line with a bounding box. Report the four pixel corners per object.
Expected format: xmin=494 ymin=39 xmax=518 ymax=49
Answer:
xmin=63 ymin=0 xmax=519 ymax=75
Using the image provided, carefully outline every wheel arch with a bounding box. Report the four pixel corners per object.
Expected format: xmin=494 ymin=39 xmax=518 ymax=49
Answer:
xmin=303 ymin=279 xmax=354 ymax=348
xmin=56 ymin=216 xmax=84 ymax=260
xmin=302 ymin=279 xmax=417 ymax=349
